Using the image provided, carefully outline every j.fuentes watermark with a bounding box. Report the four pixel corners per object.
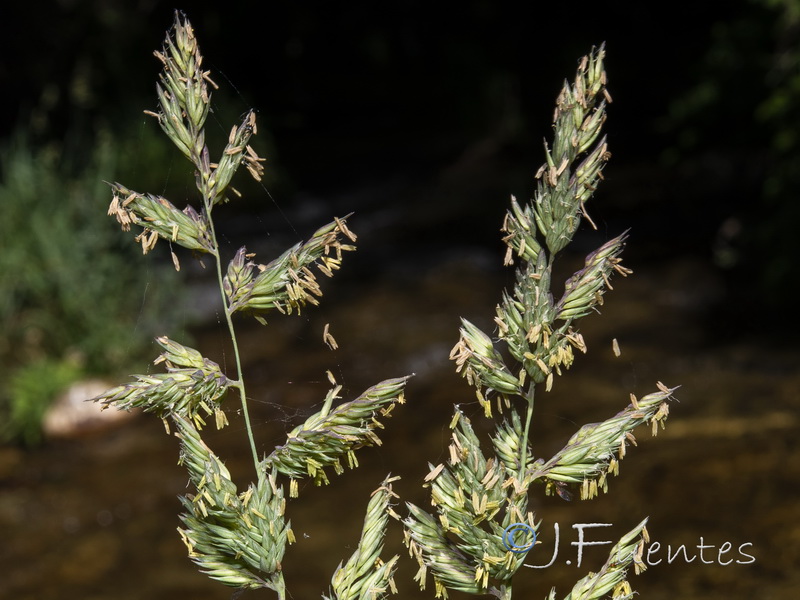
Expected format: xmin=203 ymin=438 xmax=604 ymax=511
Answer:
xmin=499 ymin=522 xmax=755 ymax=568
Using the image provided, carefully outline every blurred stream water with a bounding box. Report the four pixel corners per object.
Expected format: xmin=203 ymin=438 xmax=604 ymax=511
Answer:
xmin=1 ymin=227 xmax=797 ymax=600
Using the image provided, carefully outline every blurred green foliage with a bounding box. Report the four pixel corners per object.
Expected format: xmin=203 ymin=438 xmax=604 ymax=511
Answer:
xmin=0 ymin=128 xmax=184 ymax=444
xmin=662 ymin=0 xmax=800 ymax=309
xmin=753 ymin=0 xmax=800 ymax=299
xmin=5 ymin=359 xmax=83 ymax=446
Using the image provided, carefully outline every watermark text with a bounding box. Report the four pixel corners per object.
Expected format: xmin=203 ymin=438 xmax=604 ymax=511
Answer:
xmin=497 ymin=522 xmax=757 ymax=568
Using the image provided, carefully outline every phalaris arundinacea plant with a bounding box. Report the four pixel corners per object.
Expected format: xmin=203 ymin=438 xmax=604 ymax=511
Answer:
xmin=401 ymin=43 xmax=677 ymax=600
xmin=96 ymin=12 xmax=408 ymax=599
xmin=96 ymin=11 xmax=676 ymax=600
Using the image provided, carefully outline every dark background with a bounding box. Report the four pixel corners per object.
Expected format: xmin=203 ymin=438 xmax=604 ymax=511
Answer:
xmin=1 ymin=1 xmax=798 ymax=599
xmin=4 ymin=0 xmax=796 ymax=321
xmin=2 ymin=0 xmax=793 ymax=297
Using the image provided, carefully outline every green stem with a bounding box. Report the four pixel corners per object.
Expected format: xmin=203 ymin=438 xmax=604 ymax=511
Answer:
xmin=492 ymin=583 xmax=513 ymax=600
xmin=518 ymin=383 xmax=535 ymax=481
xmin=270 ymin=571 xmax=287 ymax=600
xmin=205 ymin=201 xmax=260 ymax=472
xmin=223 ymin=284 xmax=260 ymax=471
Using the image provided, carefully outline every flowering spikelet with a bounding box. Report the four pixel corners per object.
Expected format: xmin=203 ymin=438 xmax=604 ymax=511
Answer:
xmin=224 ymin=217 xmax=357 ymax=319
xmin=93 ymin=337 xmax=229 ymax=428
xmin=325 ymin=476 xmax=401 ymax=600
xmin=262 ymin=377 xmax=409 ymax=488
xmin=176 ymin=415 xmax=292 ymax=592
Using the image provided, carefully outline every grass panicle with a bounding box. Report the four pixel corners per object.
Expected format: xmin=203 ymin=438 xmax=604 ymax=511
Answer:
xmin=95 ymin=12 xmax=407 ymax=599
xmin=403 ymin=44 xmax=676 ymax=600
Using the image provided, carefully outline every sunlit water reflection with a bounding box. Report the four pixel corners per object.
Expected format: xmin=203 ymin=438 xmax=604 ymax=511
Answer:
xmin=2 ymin=251 xmax=797 ymax=600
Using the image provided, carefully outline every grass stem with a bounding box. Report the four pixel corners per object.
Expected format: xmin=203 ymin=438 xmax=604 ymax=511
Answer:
xmin=205 ymin=198 xmax=260 ymax=472
xmin=519 ymin=383 xmax=535 ymax=481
